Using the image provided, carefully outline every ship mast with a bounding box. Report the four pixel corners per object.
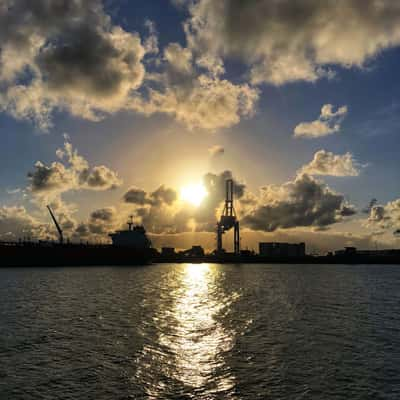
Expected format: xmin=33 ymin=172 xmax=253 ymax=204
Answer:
xmin=127 ymin=215 xmax=134 ymax=231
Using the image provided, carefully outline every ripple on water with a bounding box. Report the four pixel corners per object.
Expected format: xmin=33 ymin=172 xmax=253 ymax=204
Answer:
xmin=0 ymin=264 xmax=400 ymax=400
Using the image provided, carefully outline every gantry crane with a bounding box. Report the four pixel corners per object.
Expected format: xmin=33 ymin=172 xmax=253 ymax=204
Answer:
xmin=216 ymin=179 xmax=240 ymax=254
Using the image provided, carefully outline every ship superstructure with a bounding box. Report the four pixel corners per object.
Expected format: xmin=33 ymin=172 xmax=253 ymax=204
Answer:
xmin=109 ymin=216 xmax=152 ymax=249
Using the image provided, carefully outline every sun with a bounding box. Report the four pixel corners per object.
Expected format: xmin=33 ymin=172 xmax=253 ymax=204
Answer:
xmin=180 ymin=183 xmax=208 ymax=207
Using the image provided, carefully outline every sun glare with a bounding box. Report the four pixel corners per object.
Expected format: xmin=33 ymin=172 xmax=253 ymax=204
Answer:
xmin=180 ymin=183 xmax=208 ymax=207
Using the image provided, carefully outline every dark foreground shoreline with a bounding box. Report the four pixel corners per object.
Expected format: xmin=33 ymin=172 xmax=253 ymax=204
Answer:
xmin=1 ymin=241 xmax=399 ymax=266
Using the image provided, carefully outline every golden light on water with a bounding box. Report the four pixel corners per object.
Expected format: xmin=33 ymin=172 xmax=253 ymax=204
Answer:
xmin=159 ymin=263 xmax=235 ymax=390
xmin=180 ymin=183 xmax=208 ymax=207
xmin=135 ymin=263 xmax=240 ymax=398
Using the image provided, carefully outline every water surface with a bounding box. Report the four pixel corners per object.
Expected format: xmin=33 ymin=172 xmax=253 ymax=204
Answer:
xmin=1 ymin=264 xmax=399 ymax=399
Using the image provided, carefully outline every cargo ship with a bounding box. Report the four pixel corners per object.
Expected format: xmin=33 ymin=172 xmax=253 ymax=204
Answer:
xmin=0 ymin=209 xmax=154 ymax=267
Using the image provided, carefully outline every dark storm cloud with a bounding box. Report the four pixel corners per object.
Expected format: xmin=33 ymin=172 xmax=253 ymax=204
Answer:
xmin=242 ymin=174 xmax=355 ymax=232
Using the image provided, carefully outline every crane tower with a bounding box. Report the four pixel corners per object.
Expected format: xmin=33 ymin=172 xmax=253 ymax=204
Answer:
xmin=217 ymin=179 xmax=240 ymax=254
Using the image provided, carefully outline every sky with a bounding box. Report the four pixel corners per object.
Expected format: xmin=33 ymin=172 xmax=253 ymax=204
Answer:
xmin=1 ymin=0 xmax=400 ymax=253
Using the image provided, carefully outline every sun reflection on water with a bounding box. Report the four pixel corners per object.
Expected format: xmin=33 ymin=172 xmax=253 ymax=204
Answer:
xmin=135 ymin=263 xmax=239 ymax=399
xmin=160 ymin=264 xmax=234 ymax=388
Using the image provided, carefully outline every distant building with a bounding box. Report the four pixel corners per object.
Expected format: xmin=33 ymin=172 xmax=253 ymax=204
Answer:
xmin=259 ymin=242 xmax=306 ymax=257
xmin=334 ymin=247 xmax=400 ymax=257
xmin=181 ymin=245 xmax=205 ymax=257
xmin=161 ymin=247 xmax=176 ymax=257
xmin=240 ymin=249 xmax=254 ymax=257
xmin=334 ymin=247 xmax=357 ymax=256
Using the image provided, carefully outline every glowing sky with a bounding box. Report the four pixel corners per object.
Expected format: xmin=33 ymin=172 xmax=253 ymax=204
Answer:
xmin=1 ymin=0 xmax=400 ymax=252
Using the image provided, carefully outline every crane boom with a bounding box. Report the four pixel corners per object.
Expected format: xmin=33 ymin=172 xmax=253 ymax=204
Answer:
xmin=47 ymin=205 xmax=64 ymax=244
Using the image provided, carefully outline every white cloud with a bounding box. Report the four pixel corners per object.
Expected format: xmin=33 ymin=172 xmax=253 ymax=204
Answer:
xmin=179 ymin=0 xmax=400 ymax=85
xmin=134 ymin=75 xmax=259 ymax=129
xmin=367 ymin=199 xmax=400 ymax=235
xmin=132 ymin=42 xmax=259 ymax=131
xmin=208 ymin=145 xmax=225 ymax=157
xmin=300 ymin=150 xmax=361 ymax=176
xmin=27 ymin=139 xmax=122 ymax=200
xmin=0 ymin=206 xmax=46 ymax=240
xmin=294 ymin=104 xmax=348 ymax=138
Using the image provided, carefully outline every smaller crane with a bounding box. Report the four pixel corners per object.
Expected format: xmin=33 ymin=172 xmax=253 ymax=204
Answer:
xmin=47 ymin=205 xmax=64 ymax=245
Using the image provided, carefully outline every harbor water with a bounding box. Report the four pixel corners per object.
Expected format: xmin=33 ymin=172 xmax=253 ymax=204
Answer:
xmin=1 ymin=263 xmax=399 ymax=399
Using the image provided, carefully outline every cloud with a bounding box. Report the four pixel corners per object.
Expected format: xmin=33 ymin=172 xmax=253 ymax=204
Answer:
xmin=123 ymin=187 xmax=149 ymax=205
xmin=164 ymin=42 xmax=193 ymax=75
xmin=208 ymin=145 xmax=225 ymax=157
xmin=242 ymin=173 xmax=356 ymax=232
xmin=179 ymin=0 xmax=400 ymax=85
xmin=122 ymin=170 xmax=245 ymax=234
xmin=294 ymin=104 xmax=348 ymax=138
xmin=28 ymin=139 xmax=122 ymax=199
xmin=87 ymin=207 xmax=117 ymax=235
xmin=121 ymin=170 xmax=356 ymax=235
xmin=0 ymin=2 xmax=260 ymax=131
xmin=132 ymin=43 xmax=259 ymax=131
xmin=367 ymin=199 xmax=400 ymax=234
xmin=123 ymin=185 xmax=177 ymax=206
xmin=151 ymin=185 xmax=177 ymax=206
xmin=68 ymin=206 xmax=123 ymax=240
xmin=362 ymin=198 xmax=378 ymax=214
xmin=0 ymin=206 xmax=46 ymax=240
xmin=300 ymin=150 xmax=361 ymax=176
xmin=0 ymin=0 xmax=147 ymax=129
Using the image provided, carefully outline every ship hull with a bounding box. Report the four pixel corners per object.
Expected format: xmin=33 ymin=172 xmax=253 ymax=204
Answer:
xmin=0 ymin=244 xmax=153 ymax=267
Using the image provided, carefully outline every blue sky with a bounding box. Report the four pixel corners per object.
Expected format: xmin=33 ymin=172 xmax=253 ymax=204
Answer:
xmin=0 ymin=0 xmax=399 ymax=251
